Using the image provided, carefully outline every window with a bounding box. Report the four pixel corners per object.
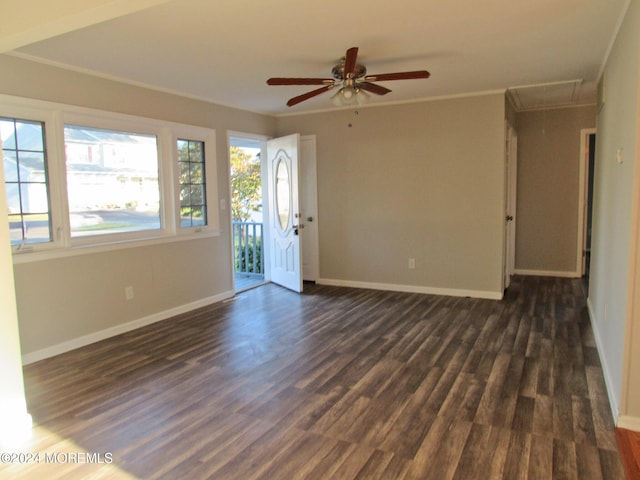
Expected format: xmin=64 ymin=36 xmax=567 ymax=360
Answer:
xmin=64 ymin=125 xmax=161 ymax=238
xmin=0 ymin=95 xmax=219 ymax=260
xmin=178 ymin=139 xmax=207 ymax=228
xmin=1 ymin=117 xmax=52 ymax=246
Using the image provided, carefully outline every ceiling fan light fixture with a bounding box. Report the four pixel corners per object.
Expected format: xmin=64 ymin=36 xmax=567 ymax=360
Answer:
xmin=330 ymin=90 xmax=343 ymax=106
xmin=355 ymin=88 xmax=370 ymax=105
xmin=331 ymin=85 xmax=368 ymax=106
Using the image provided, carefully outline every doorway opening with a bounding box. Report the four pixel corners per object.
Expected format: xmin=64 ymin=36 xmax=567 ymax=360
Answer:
xmin=229 ymin=134 xmax=267 ymax=292
xmin=579 ymin=129 xmax=596 ymax=290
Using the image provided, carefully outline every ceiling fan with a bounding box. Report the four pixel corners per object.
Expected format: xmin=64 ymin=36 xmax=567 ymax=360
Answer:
xmin=267 ymin=47 xmax=431 ymax=107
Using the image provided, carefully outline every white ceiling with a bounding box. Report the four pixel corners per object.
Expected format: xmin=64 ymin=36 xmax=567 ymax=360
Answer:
xmin=5 ymin=0 xmax=629 ymax=116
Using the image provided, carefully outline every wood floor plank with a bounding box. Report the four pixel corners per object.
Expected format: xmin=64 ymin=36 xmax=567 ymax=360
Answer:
xmin=407 ymin=416 xmax=471 ymax=480
xmin=502 ymin=430 xmax=532 ymax=480
xmin=4 ymin=276 xmax=626 ymax=480
xmin=575 ymin=444 xmax=604 ymax=480
xmin=552 ymin=438 xmax=578 ymax=480
xmin=452 ymin=422 xmax=493 ymax=479
xmin=528 ymin=433 xmax=555 ymax=479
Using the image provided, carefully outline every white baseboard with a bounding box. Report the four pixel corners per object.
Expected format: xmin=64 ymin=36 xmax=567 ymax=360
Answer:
xmin=587 ymin=297 xmax=620 ymax=423
xmin=22 ymin=290 xmax=235 ymax=365
xmin=316 ymin=278 xmax=503 ymax=300
xmin=514 ymin=269 xmax=580 ymax=278
xmin=617 ymin=415 xmax=640 ymax=431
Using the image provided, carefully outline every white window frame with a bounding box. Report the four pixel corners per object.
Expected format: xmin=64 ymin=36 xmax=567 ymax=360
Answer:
xmin=62 ymin=111 xmax=169 ymax=247
xmin=0 ymin=102 xmax=65 ymax=253
xmin=170 ymin=125 xmax=218 ymax=236
xmin=0 ymin=95 xmax=219 ymax=264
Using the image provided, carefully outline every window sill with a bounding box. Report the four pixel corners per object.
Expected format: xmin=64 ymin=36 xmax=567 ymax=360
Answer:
xmin=11 ymin=229 xmax=220 ymax=265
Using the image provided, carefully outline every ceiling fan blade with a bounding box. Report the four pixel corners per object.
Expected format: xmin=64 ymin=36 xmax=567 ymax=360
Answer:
xmin=343 ymin=47 xmax=359 ymax=77
xmin=286 ymin=85 xmax=333 ymax=107
xmin=358 ymin=82 xmax=392 ymax=96
xmin=364 ymin=70 xmax=431 ymax=82
xmin=267 ymin=78 xmax=334 ymax=86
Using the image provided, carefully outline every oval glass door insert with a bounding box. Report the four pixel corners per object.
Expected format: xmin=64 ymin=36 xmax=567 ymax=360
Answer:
xmin=275 ymin=158 xmax=291 ymax=231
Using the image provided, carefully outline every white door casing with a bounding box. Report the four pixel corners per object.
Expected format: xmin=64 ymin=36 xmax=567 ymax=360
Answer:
xmin=504 ymin=123 xmax=518 ymax=289
xmin=267 ymin=134 xmax=303 ymax=292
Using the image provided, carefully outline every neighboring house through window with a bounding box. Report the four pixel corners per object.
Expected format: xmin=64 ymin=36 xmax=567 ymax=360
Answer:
xmin=63 ymin=125 xmax=161 ymax=238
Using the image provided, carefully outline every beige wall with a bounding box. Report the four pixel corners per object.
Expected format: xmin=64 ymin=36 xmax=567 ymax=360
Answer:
xmin=0 ymin=54 xmax=277 ymax=357
xmin=515 ymin=106 xmax=596 ymax=274
xmin=277 ymin=94 xmax=506 ymax=297
xmin=590 ymin=0 xmax=640 ymax=424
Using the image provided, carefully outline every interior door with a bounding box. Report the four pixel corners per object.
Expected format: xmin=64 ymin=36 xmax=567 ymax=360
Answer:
xmin=267 ymin=134 xmax=303 ymax=292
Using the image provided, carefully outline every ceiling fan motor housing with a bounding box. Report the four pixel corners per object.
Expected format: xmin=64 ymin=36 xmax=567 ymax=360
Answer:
xmin=332 ymin=63 xmax=367 ymax=80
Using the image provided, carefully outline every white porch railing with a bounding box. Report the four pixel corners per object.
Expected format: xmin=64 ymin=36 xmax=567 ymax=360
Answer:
xmin=232 ymin=221 xmax=263 ymax=275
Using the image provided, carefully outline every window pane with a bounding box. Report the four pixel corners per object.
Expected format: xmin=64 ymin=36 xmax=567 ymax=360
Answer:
xmin=191 ymin=207 xmax=205 ymax=226
xmin=64 ymin=125 xmax=161 ymax=237
xmin=190 ymin=185 xmax=204 ymax=204
xmin=2 ymin=117 xmax=52 ymax=246
xmin=8 ymin=214 xmax=22 ymax=244
xmin=3 ymin=151 xmax=18 ymax=182
xmin=6 ymin=183 xmax=20 ymax=213
xmin=177 ymin=140 xmax=189 ymax=162
xmin=19 ymin=152 xmax=47 ymax=181
xmin=180 ymin=185 xmax=191 ymax=207
xmin=16 ymin=121 xmax=44 ymax=151
xmin=177 ymin=138 xmax=207 ymax=229
xmin=188 ymin=141 xmax=203 ymax=160
xmin=22 ymin=213 xmax=51 ymax=244
xmin=0 ymin=119 xmax=16 ymax=150
xmin=20 ymin=183 xmax=49 ymax=213
xmin=179 ymin=161 xmax=190 ymax=180
xmin=189 ymin=163 xmax=204 ymax=183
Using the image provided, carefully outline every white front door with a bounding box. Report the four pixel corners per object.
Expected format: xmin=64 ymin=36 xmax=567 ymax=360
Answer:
xmin=267 ymin=134 xmax=303 ymax=292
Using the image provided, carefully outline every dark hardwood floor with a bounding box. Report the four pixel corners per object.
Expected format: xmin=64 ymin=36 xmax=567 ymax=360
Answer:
xmin=3 ymin=276 xmax=625 ymax=479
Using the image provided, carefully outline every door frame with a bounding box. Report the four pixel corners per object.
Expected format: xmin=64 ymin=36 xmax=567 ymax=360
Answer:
xmin=503 ymin=122 xmax=518 ymax=289
xmin=577 ymin=128 xmax=597 ymax=276
xmin=300 ymin=135 xmax=319 ymax=282
xmin=227 ymin=131 xmax=319 ymax=292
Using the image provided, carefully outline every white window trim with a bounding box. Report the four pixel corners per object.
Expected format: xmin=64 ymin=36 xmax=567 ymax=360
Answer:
xmin=0 ymin=94 xmax=219 ymax=264
xmin=1 ymin=101 xmax=64 ymax=254
xmin=170 ymin=125 xmax=218 ymax=236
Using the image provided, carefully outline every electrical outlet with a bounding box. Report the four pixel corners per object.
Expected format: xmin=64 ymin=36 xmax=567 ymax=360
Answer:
xmin=125 ymin=286 xmax=134 ymax=300
xmin=408 ymin=258 xmax=416 ymax=269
